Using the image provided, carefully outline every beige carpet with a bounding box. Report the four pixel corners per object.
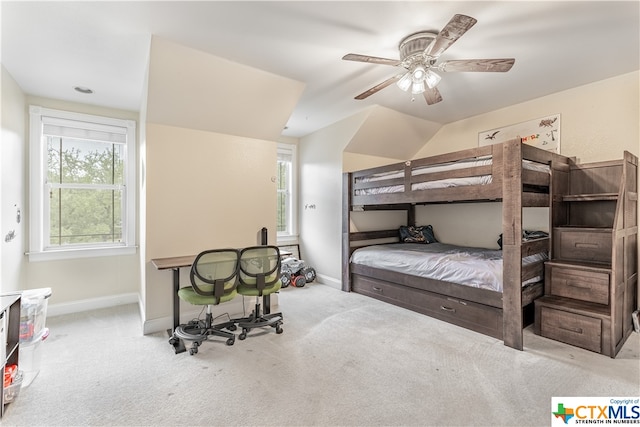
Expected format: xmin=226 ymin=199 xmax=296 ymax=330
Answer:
xmin=3 ymin=284 xmax=639 ymax=426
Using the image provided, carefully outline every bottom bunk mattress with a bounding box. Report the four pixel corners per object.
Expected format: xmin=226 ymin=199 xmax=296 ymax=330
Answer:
xmin=349 ymin=242 xmax=546 ymax=293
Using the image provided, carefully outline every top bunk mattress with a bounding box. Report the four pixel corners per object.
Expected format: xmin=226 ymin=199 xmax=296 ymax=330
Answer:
xmin=354 ymin=157 xmax=549 ymax=196
xmin=349 ymin=242 xmax=546 ymax=292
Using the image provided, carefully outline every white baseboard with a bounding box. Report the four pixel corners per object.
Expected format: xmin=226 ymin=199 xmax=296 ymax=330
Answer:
xmin=48 ymin=292 xmax=139 ymax=317
xmin=46 ymin=291 xmax=284 ymax=335
xmin=316 ymin=273 xmax=341 ymax=290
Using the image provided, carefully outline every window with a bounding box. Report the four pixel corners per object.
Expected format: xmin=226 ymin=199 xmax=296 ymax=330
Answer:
xmin=276 ymin=143 xmax=297 ymax=241
xmin=29 ymin=106 xmax=136 ymax=261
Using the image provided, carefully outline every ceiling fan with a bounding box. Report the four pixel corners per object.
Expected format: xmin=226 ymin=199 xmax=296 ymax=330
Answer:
xmin=342 ymin=14 xmax=515 ymax=105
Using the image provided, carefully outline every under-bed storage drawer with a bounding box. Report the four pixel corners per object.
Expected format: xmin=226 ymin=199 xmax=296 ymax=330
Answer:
xmin=553 ymin=228 xmax=612 ymax=264
xmin=538 ymin=306 xmax=602 ymax=353
xmin=352 ymin=275 xmax=502 ymax=338
xmin=548 ymin=266 xmax=610 ymax=305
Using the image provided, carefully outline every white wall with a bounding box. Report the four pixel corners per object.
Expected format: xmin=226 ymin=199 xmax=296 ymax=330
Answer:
xmin=415 ymin=204 xmax=550 ymax=250
xmin=1 ymin=66 xmax=27 ymax=294
xmin=298 ymin=110 xmax=370 ymax=288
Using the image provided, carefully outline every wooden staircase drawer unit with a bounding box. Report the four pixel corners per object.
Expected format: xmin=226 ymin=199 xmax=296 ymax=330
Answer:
xmin=548 ymin=267 xmax=609 ymax=305
xmin=539 ymin=306 xmax=602 ymax=353
xmin=553 ymin=228 xmax=612 ymax=263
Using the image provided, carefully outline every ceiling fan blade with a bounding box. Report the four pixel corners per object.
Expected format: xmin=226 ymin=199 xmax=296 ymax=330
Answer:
xmin=354 ymin=75 xmax=401 ymax=100
xmin=440 ymin=58 xmax=515 ymax=72
xmin=425 ymin=14 xmax=477 ymax=58
xmin=342 ymin=53 xmax=401 ymax=66
xmin=423 ymin=87 xmax=443 ymax=105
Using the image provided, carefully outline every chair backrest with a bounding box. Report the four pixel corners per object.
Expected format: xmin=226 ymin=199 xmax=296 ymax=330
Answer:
xmin=190 ymin=248 xmax=240 ymax=298
xmin=238 ymin=245 xmax=281 ymax=293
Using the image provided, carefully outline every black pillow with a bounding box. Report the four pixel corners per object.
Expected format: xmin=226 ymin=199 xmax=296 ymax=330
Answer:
xmin=497 ymin=230 xmax=549 ymax=249
xmin=399 ymin=225 xmax=437 ymax=244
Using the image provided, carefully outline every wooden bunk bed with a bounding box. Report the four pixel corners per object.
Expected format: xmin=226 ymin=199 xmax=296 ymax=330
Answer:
xmin=342 ymin=138 xmax=571 ymax=350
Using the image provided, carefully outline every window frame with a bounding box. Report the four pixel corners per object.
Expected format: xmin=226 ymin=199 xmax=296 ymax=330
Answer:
xmin=276 ymin=143 xmax=297 ymax=243
xmin=28 ymin=106 xmax=137 ymax=261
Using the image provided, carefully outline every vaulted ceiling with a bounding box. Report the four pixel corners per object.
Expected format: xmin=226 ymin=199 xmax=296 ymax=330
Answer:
xmin=2 ymin=1 xmax=639 ymax=143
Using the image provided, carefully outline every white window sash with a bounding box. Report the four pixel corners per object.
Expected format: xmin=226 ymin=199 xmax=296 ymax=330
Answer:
xmin=277 ymin=143 xmax=297 ymax=241
xmin=28 ymin=105 xmax=136 ymax=261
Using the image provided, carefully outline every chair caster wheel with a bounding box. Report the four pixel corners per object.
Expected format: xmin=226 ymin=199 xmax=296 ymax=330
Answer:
xmin=276 ymin=325 xmax=283 ymax=334
xmin=226 ymin=337 xmax=235 ymax=346
xmin=168 ymin=336 xmax=178 ymax=346
xmin=239 ymin=331 xmax=247 ymax=340
xmin=189 ymin=346 xmax=198 ymax=355
xmin=228 ymin=324 xmax=237 ymax=331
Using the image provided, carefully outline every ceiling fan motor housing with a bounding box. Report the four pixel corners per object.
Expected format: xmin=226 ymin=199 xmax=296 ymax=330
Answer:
xmin=399 ymin=31 xmax=438 ymax=65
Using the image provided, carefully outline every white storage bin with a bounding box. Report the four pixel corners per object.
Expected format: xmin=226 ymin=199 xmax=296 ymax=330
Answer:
xmin=19 ymin=327 xmax=48 ymax=388
xmin=3 ymin=370 xmax=23 ymax=403
xmin=19 ymin=288 xmax=51 ymax=343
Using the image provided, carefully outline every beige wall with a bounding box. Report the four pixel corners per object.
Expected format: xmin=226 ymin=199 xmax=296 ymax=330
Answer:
xmin=21 ymin=97 xmax=140 ymax=308
xmin=4 ymin=58 xmax=638 ymax=323
xmin=415 ymin=71 xmax=639 ymax=248
xmin=1 ymin=68 xmax=141 ymax=307
xmin=1 ymin=66 xmax=27 ymax=294
xmin=142 ymin=122 xmax=278 ymax=326
xmin=331 ymin=71 xmax=640 ymax=257
xmin=415 ymin=71 xmax=639 ymax=162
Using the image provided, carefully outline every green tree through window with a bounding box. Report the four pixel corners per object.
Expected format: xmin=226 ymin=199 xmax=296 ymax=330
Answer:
xmin=47 ymin=137 xmax=124 ymax=245
xmin=28 ymin=105 xmax=136 ymax=260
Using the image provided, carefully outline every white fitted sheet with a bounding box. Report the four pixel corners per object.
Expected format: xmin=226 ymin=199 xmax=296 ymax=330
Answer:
xmin=349 ymin=242 xmax=546 ymax=292
xmin=354 ymin=158 xmax=549 ymax=195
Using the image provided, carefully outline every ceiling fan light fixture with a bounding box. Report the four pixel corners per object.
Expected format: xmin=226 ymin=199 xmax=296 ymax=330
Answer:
xmin=411 ymin=65 xmax=426 ymax=81
xmin=396 ymin=72 xmax=413 ymax=92
xmin=411 ymin=80 xmax=425 ymax=95
xmin=425 ymin=69 xmax=441 ymax=89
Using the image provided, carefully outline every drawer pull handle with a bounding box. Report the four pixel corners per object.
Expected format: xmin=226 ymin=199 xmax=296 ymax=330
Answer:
xmin=372 ymin=286 xmax=383 ymax=293
xmin=440 ymin=306 xmax=456 ymax=313
xmin=559 ymin=325 xmax=583 ymax=334
xmin=566 ymin=282 xmax=589 ymax=289
xmin=575 ymin=243 xmax=599 ymax=249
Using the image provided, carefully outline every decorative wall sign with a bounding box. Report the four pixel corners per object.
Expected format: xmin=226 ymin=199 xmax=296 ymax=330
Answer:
xmin=478 ymin=114 xmax=560 ymax=153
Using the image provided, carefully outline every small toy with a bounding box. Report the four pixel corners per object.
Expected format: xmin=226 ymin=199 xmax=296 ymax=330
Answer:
xmin=280 ymin=257 xmax=316 ymax=288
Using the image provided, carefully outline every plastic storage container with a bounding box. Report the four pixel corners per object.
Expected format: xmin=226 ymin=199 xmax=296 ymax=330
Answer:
xmin=19 ymin=327 xmax=49 ymax=388
xmin=3 ymin=369 xmax=23 ymax=404
xmin=19 ymin=288 xmax=51 ymax=344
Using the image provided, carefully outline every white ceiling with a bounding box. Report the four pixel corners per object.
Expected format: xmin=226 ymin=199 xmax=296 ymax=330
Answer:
xmin=2 ymin=1 xmax=639 ymax=138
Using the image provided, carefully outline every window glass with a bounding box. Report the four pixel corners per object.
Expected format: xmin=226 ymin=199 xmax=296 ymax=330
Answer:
xmin=47 ymin=137 xmax=124 ymax=185
xmin=29 ymin=106 xmax=136 ymax=260
xmin=277 ymin=144 xmax=296 ymax=240
xmin=46 ymin=137 xmax=125 ymax=247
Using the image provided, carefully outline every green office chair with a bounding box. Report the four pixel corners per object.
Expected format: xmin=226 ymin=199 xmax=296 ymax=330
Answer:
xmin=173 ymin=248 xmax=240 ymax=355
xmin=235 ymin=245 xmax=284 ymax=340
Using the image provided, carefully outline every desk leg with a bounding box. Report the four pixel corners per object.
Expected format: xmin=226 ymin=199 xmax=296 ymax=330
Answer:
xmin=172 ymin=268 xmax=180 ymax=331
xmin=167 ymin=267 xmax=186 ymax=354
